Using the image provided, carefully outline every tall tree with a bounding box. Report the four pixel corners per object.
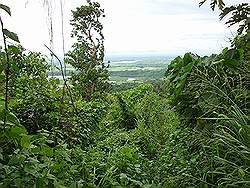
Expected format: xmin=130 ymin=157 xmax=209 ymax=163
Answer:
xmin=66 ymin=0 xmax=109 ymax=100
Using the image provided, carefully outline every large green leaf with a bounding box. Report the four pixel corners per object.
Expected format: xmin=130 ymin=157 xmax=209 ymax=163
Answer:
xmin=0 ymin=4 xmax=11 ymax=16
xmin=9 ymin=125 xmax=28 ymax=139
xmin=182 ymin=62 xmax=194 ymax=74
xmin=3 ymin=29 xmax=19 ymax=43
xmin=21 ymin=135 xmax=32 ymax=148
xmin=225 ymin=49 xmax=240 ymax=60
xmin=41 ymin=145 xmax=53 ymax=157
xmin=183 ymin=53 xmax=194 ymax=65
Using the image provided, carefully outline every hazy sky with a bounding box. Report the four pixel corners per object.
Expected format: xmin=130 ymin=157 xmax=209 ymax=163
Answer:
xmin=0 ymin=0 xmax=246 ymax=56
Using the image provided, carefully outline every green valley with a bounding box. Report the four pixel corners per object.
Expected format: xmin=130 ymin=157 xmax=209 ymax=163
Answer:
xmin=0 ymin=0 xmax=249 ymax=187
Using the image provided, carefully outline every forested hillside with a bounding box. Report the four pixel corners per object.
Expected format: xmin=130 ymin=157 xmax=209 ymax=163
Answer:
xmin=0 ymin=0 xmax=249 ymax=187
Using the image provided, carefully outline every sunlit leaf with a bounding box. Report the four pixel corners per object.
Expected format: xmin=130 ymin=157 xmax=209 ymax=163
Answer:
xmin=41 ymin=145 xmax=53 ymax=157
xmin=10 ymin=125 xmax=28 ymax=136
xmin=21 ymin=135 xmax=32 ymax=148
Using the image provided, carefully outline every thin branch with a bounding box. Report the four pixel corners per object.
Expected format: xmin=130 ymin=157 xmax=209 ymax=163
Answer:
xmin=59 ymin=0 xmax=68 ymax=110
xmin=0 ymin=16 xmax=10 ymax=127
xmin=59 ymin=0 xmax=67 ymax=74
xmin=44 ymin=44 xmax=77 ymax=114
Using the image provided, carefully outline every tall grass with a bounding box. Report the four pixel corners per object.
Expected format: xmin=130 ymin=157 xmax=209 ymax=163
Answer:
xmin=189 ymin=55 xmax=250 ymax=187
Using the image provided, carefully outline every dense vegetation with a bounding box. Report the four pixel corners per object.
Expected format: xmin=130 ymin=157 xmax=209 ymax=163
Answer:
xmin=0 ymin=0 xmax=249 ymax=187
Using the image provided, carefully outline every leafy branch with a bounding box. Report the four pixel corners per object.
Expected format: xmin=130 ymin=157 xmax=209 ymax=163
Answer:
xmin=220 ymin=3 xmax=250 ymax=35
xmin=200 ymin=1 xmax=250 ymax=35
xmin=199 ymin=0 xmax=225 ymax=11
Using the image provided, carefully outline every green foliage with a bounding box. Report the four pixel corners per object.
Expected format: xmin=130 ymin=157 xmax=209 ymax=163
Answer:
xmin=0 ymin=44 xmax=109 ymax=149
xmin=0 ymin=0 xmax=249 ymax=187
xmin=200 ymin=1 xmax=250 ymax=35
xmin=200 ymin=0 xmax=250 ymax=63
xmin=165 ymin=47 xmax=250 ymax=187
xmin=220 ymin=3 xmax=250 ymax=35
xmin=165 ymin=53 xmax=201 ymax=124
xmin=166 ymin=48 xmax=248 ymax=124
xmin=0 ymin=126 xmax=84 ymax=187
xmin=1 ymin=82 xmax=188 ymax=187
xmin=74 ymin=85 xmax=183 ymax=187
xmin=1 ymin=48 xmax=61 ymax=133
xmin=116 ymin=94 xmax=137 ymax=129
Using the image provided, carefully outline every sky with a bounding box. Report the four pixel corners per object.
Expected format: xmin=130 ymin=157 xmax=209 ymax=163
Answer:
xmin=0 ymin=0 xmax=247 ymax=57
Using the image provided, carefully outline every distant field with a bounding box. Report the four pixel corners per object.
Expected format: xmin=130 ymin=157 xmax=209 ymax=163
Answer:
xmin=50 ymin=56 xmax=172 ymax=84
xmin=107 ymin=56 xmax=172 ymax=84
